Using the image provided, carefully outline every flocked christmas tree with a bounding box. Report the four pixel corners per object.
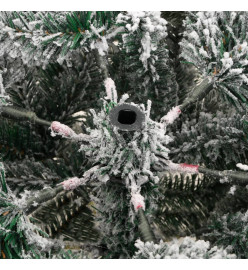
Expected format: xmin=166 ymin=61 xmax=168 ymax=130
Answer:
xmin=0 ymin=11 xmax=248 ymax=259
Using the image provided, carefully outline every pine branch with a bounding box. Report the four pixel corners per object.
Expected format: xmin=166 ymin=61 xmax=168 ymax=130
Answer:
xmin=180 ymin=77 xmax=215 ymax=111
xmin=180 ymin=12 xmax=248 ymax=110
xmin=93 ymin=49 xmax=109 ymax=80
xmin=30 ymin=187 xmax=96 ymax=242
xmin=1 ymin=106 xmax=51 ymax=127
xmin=160 ymin=166 xmax=248 ymax=186
xmin=168 ymin=111 xmax=247 ymax=170
xmin=0 ymin=12 xmax=121 ymax=65
xmin=24 ymin=180 xmax=90 ymax=216
xmin=24 ymin=185 xmax=64 ymax=215
xmin=204 ymin=210 xmax=248 ymax=258
xmin=199 ymin=166 xmax=248 ymax=185
xmin=137 ymin=208 xmax=156 ymax=243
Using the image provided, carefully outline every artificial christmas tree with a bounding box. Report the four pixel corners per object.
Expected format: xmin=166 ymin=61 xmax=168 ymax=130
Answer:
xmin=0 ymin=11 xmax=248 ymax=259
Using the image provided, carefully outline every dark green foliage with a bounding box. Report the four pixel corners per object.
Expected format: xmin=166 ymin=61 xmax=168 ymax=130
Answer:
xmin=117 ymin=37 xmax=177 ymax=120
xmin=6 ymin=52 xmax=104 ymax=125
xmin=205 ymin=210 xmax=248 ymax=258
xmin=0 ymin=195 xmax=37 ymax=259
xmin=94 ymin=183 xmax=139 ymax=258
xmin=3 ymin=157 xmax=98 ymax=244
xmin=0 ymin=161 xmax=98 ymax=258
xmin=92 ymin=179 xmax=160 ymax=258
xmin=161 ymin=11 xmax=199 ymax=107
xmin=168 ymin=111 xmax=248 ymax=170
xmin=0 ymin=163 xmax=46 ymax=259
xmin=30 ymin=186 xmax=99 ymax=244
xmin=0 ymin=54 xmax=27 ymax=89
xmin=156 ymin=171 xmax=223 ymax=239
xmin=1 ymin=11 xmax=248 ymax=259
xmin=0 ymin=11 xmax=120 ymax=64
xmin=213 ymin=185 xmax=248 ymax=215
xmin=2 ymin=51 xmax=105 ymax=160
xmin=180 ymin=12 xmax=248 ymax=110
xmin=161 ymin=12 xmax=186 ymax=31
xmin=4 ymin=158 xmax=72 ymax=195
xmin=0 ymin=118 xmax=44 ymax=161
xmin=47 ymin=249 xmax=87 ymax=259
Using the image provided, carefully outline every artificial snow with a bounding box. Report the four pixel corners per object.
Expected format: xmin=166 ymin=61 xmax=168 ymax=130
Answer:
xmin=140 ymin=32 xmax=152 ymax=70
xmin=236 ymin=163 xmax=248 ymax=171
xmin=50 ymin=121 xmax=76 ymax=138
xmin=61 ymin=177 xmax=81 ymax=190
xmin=131 ymin=192 xmax=145 ymax=212
xmin=104 ymin=78 xmax=118 ymax=103
xmin=133 ymin=237 xmax=236 ymax=259
xmin=180 ymin=11 xmax=248 ymax=105
xmin=166 ymin=161 xmax=199 ymax=174
xmin=228 ymin=185 xmax=237 ymax=195
xmin=119 ymin=93 xmax=129 ymax=104
xmin=161 ymin=106 xmax=181 ymax=125
xmin=0 ymin=70 xmax=9 ymax=104
xmin=116 ymin=11 xmax=168 ymax=81
xmin=221 ymin=52 xmax=233 ymax=69
xmin=50 ymin=121 xmax=91 ymax=142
